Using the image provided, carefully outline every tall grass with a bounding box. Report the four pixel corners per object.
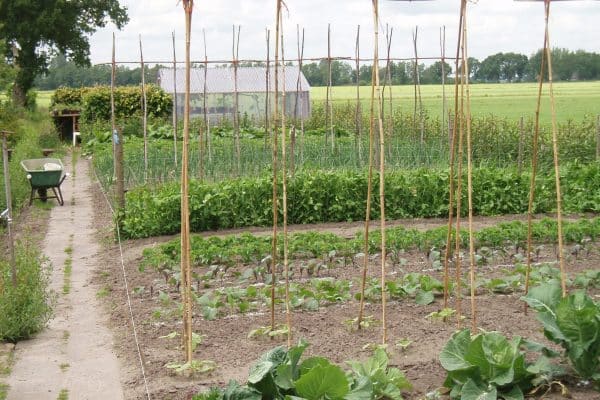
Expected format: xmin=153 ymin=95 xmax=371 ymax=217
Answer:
xmin=0 ymin=108 xmax=64 ymax=216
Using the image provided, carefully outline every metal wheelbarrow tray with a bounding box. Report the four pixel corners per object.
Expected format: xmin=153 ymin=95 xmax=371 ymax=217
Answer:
xmin=20 ymin=158 xmax=67 ymax=206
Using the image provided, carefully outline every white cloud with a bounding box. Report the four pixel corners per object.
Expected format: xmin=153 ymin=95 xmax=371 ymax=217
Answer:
xmin=89 ymin=0 xmax=600 ymax=66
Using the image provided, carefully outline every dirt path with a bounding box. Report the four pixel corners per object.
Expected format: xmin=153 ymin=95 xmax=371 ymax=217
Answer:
xmin=6 ymin=155 xmax=124 ymax=399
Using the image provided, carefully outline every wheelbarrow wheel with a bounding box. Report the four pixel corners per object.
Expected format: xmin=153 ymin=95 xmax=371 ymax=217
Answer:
xmin=37 ymin=188 xmax=48 ymax=202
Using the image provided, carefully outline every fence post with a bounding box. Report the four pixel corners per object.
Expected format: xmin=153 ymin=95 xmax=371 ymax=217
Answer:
xmin=518 ymin=116 xmax=524 ymax=175
xmin=2 ymin=130 xmax=17 ymax=286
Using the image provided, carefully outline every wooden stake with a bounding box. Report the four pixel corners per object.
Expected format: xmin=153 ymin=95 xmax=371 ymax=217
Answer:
xmin=1 ymin=130 xmax=16 ymax=287
xmin=111 ymin=33 xmax=125 ymax=210
xmin=271 ymin=0 xmax=283 ymax=332
xmin=327 ymin=24 xmax=334 ymax=152
xmin=442 ymin=2 xmax=465 ymax=311
xmin=233 ymin=25 xmax=242 ymax=176
xmin=440 ymin=26 xmax=447 ymax=145
xmin=265 ymin=29 xmax=271 ymax=149
xmin=524 ymin=26 xmax=547 ymax=313
xmin=355 ymin=25 xmax=362 ymax=166
xmin=139 ymin=35 xmax=148 ymax=184
xmin=370 ymin=0 xmax=387 ymax=345
xmin=357 ymin=25 xmax=377 ymax=333
xmin=203 ymin=29 xmax=211 ymax=165
xmin=291 ymin=24 xmax=305 ymax=176
xmin=596 ymin=114 xmax=600 ymax=161
xmin=461 ymin=5 xmax=477 ymax=331
xmin=412 ymin=27 xmax=424 ymax=144
xmin=181 ymin=0 xmax=194 ymax=363
xmin=518 ymin=116 xmax=525 ymax=175
xmin=543 ymin=0 xmax=567 ymax=297
xmin=280 ymin=13 xmax=292 ymax=348
xmin=172 ymin=32 xmax=178 ymax=168
xmin=384 ymin=25 xmax=393 ymax=161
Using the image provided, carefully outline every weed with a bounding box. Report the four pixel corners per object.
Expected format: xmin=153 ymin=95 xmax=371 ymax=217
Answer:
xmin=59 ymin=363 xmax=69 ymax=372
xmin=57 ymin=389 xmax=68 ymax=400
xmin=0 ymin=240 xmax=53 ymax=342
xmin=62 ymin=258 xmax=72 ymax=295
xmin=96 ymin=286 xmax=111 ymax=298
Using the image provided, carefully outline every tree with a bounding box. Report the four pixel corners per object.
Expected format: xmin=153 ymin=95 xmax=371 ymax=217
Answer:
xmin=0 ymin=0 xmax=128 ymax=105
xmin=421 ymin=61 xmax=452 ymax=84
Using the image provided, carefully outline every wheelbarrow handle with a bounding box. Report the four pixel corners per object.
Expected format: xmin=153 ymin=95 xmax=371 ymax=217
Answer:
xmin=59 ymin=173 xmax=69 ymax=186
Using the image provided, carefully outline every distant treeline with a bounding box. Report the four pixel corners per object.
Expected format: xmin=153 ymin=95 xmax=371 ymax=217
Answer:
xmin=34 ymin=48 xmax=600 ymax=90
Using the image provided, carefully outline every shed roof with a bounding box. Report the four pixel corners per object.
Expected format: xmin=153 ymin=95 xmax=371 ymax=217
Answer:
xmin=158 ymin=66 xmax=310 ymax=94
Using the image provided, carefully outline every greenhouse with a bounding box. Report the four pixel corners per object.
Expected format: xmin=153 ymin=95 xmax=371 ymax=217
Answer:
xmin=157 ymin=66 xmax=311 ymax=123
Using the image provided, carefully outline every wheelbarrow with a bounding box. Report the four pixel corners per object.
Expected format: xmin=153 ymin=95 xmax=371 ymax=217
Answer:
xmin=20 ymin=158 xmax=69 ymax=206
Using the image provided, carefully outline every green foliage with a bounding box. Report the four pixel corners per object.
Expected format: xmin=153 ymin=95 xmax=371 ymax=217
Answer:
xmin=0 ymin=241 xmax=53 ymax=342
xmin=194 ymin=341 xmax=411 ymax=400
xmin=50 ymin=85 xmax=172 ymax=122
xmin=0 ymin=114 xmax=62 ymax=214
xmin=522 ymin=283 xmax=600 ymax=382
xmin=440 ymin=329 xmax=538 ymax=400
xmin=120 ymin=163 xmax=600 ymax=239
xmin=0 ymin=0 xmax=128 ymax=105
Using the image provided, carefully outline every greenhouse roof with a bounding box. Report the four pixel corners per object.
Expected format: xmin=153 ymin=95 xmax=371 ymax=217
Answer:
xmin=158 ymin=66 xmax=310 ymax=94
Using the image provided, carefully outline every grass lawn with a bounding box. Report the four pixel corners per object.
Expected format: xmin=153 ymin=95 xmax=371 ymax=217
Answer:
xmin=311 ymin=81 xmax=600 ymax=124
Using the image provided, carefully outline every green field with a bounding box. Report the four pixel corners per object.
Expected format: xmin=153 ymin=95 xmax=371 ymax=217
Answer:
xmin=5 ymin=82 xmax=600 ymax=124
xmin=311 ymin=81 xmax=600 ymax=124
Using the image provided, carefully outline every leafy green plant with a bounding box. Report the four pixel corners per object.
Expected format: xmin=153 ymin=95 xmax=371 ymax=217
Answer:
xmin=0 ymin=241 xmax=53 ymax=342
xmin=440 ymin=329 xmax=538 ymax=400
xmin=193 ymin=340 xmax=411 ymax=400
xmin=521 ymin=282 xmax=600 ymax=383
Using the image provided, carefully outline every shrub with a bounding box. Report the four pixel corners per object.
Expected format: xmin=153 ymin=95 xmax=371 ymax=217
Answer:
xmin=0 ymin=240 xmax=53 ymax=343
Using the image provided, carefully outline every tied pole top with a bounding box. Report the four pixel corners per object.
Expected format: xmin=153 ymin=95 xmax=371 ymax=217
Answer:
xmin=182 ymin=0 xmax=193 ymax=14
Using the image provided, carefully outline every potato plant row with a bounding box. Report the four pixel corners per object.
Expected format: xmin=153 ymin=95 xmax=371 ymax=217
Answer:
xmin=120 ymin=162 xmax=600 ymax=239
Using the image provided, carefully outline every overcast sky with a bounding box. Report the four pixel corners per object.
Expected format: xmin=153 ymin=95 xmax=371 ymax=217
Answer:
xmin=88 ymin=0 xmax=600 ymax=66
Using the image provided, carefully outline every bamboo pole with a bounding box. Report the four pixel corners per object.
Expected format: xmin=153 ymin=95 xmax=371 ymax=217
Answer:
xmin=298 ymin=28 xmax=306 ymax=165
xmin=139 ymin=35 xmax=148 ymax=184
xmin=203 ymin=29 xmax=211 ymax=164
xmin=291 ymin=24 xmax=305 ymax=176
xmin=233 ymin=25 xmax=241 ymax=176
xmin=518 ymin=116 xmax=525 ymax=175
xmin=373 ymin=0 xmax=388 ymax=345
xmin=543 ymin=0 xmax=567 ymax=297
xmin=384 ymin=26 xmax=393 ymax=161
xmin=596 ymin=114 xmax=600 ymax=161
xmin=440 ymin=26 xmax=447 ymax=146
xmin=524 ymin=26 xmax=547 ymax=313
xmin=172 ymin=32 xmax=178 ymax=168
xmin=299 ymin=27 xmax=306 ymax=166
xmin=355 ymin=25 xmax=362 ymax=167
xmin=327 ymin=24 xmax=334 ymax=152
xmin=412 ymin=27 xmax=424 ymax=144
xmin=111 ymin=33 xmax=125 ymax=210
xmin=454 ymin=45 xmax=466 ymax=330
xmin=271 ymin=0 xmax=283 ymax=332
xmin=265 ymin=29 xmax=271 ymax=150
xmin=356 ymin=27 xmax=377 ymax=333
xmin=181 ymin=0 xmax=194 ymax=363
xmin=280 ymin=13 xmax=292 ymax=348
xmin=461 ymin=5 xmax=477 ymax=331
xmin=442 ymin=2 xmax=465 ymax=310
xmin=1 ymin=130 xmax=16 ymax=287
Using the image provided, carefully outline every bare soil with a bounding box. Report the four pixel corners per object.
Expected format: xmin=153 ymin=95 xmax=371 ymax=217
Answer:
xmin=87 ymin=169 xmax=600 ymax=400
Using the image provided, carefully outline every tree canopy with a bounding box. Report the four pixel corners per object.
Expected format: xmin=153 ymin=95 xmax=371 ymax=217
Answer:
xmin=0 ymin=0 xmax=128 ymax=105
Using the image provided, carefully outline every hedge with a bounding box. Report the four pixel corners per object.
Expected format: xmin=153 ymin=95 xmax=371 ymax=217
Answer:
xmin=50 ymin=85 xmax=172 ymax=122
